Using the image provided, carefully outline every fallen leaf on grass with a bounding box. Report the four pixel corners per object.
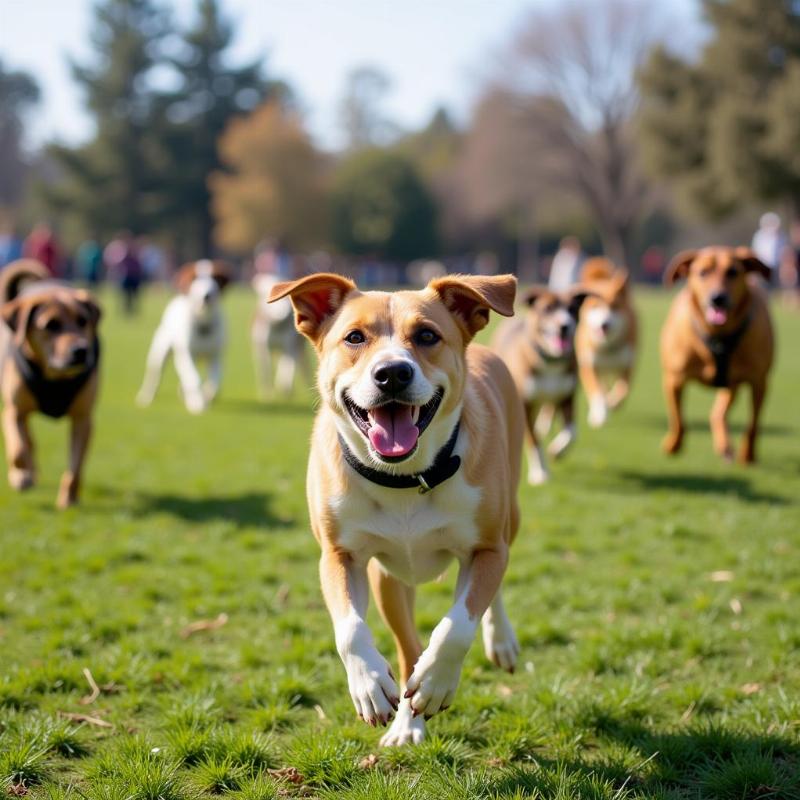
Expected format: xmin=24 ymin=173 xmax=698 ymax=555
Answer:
xmin=79 ymin=667 xmax=101 ymax=705
xmin=180 ymin=612 xmax=228 ymax=638
xmin=729 ymin=598 xmax=743 ymax=615
xmin=740 ymin=683 xmax=761 ymax=695
xmin=709 ymin=570 xmax=734 ymax=582
xmin=7 ymin=784 xmax=28 ymax=796
xmin=59 ymin=712 xmax=114 ymax=728
xmin=267 ymin=767 xmax=305 ymax=785
xmin=497 ymin=684 xmax=513 ymax=697
xmin=313 ymin=704 xmax=326 ymax=720
xmin=359 ymin=753 xmax=379 ymax=769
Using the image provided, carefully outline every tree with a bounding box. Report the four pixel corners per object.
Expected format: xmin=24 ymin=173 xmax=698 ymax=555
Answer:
xmin=46 ymin=0 xmax=170 ymax=240
xmin=159 ymin=0 xmax=286 ymax=257
xmin=0 ymin=60 xmax=40 ymax=213
xmin=339 ymin=67 xmax=399 ymax=151
xmin=209 ymin=101 xmax=328 ymax=253
xmin=497 ymin=0 xmax=669 ymax=264
xmin=638 ymin=0 xmax=800 ymax=219
xmin=330 ymin=149 xmax=438 ymax=260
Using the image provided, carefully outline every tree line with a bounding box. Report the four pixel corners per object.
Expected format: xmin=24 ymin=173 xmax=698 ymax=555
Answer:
xmin=2 ymin=0 xmax=799 ymax=273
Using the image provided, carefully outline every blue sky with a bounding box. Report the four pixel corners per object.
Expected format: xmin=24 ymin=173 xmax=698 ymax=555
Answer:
xmin=0 ymin=0 xmax=698 ymax=150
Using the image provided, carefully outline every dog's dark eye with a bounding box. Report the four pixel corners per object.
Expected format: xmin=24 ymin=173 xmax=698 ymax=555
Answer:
xmin=75 ymin=315 xmax=88 ymax=328
xmin=45 ymin=319 xmax=62 ymax=333
xmin=725 ymin=267 xmax=739 ymax=280
xmin=414 ymin=328 xmax=440 ymax=346
xmin=344 ymin=330 xmax=366 ymax=346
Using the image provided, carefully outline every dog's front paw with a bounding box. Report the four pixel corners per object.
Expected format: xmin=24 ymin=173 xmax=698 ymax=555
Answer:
xmin=380 ymin=699 xmax=426 ymax=746
xmin=344 ymin=651 xmax=399 ymax=727
xmin=135 ymin=389 xmax=154 ymax=408
xmin=184 ymin=392 xmax=207 ymax=414
xmin=8 ymin=468 xmax=35 ymax=492
xmin=661 ymin=431 xmax=683 ymax=455
xmin=405 ymin=647 xmax=463 ymax=719
xmin=527 ymin=465 xmax=550 ymax=485
xmin=548 ymin=426 xmax=575 ymax=459
xmin=588 ymin=396 xmax=608 ymax=428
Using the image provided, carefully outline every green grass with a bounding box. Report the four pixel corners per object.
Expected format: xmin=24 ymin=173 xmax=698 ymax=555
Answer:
xmin=1 ymin=285 xmax=799 ymax=799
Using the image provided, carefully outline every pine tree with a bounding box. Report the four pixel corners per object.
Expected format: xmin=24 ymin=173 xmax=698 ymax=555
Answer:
xmin=159 ymin=0 xmax=286 ymax=258
xmin=47 ymin=0 xmax=170 ymax=240
xmin=638 ymin=0 xmax=800 ymax=219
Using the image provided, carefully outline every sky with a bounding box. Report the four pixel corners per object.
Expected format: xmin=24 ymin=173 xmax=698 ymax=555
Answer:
xmin=0 ymin=0 xmax=698 ymax=151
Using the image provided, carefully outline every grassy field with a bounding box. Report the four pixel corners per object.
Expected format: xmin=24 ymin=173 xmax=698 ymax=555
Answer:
xmin=1 ymin=285 xmax=799 ymax=800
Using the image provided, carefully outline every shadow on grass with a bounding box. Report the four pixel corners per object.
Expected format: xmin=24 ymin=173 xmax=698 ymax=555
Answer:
xmin=632 ymin=412 xmax=794 ymax=437
xmin=616 ymin=470 xmax=789 ymax=505
xmin=131 ymin=490 xmax=294 ymax=529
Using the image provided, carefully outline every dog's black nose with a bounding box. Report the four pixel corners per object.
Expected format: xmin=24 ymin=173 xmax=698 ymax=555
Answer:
xmin=71 ymin=346 xmax=88 ymax=364
xmin=710 ymin=292 xmax=729 ymax=309
xmin=372 ymin=361 xmax=415 ymax=394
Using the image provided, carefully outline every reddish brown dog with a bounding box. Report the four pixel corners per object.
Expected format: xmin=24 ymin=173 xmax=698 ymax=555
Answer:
xmin=661 ymin=246 xmax=773 ymax=463
xmin=0 ymin=260 xmax=102 ymax=508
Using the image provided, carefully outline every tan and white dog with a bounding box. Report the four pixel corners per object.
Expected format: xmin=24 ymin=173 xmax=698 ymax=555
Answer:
xmin=492 ymin=286 xmax=589 ymax=485
xmin=137 ymin=259 xmax=230 ymax=414
xmin=251 ymin=273 xmax=310 ymax=398
xmin=268 ymin=272 xmax=523 ymax=746
xmin=576 ymin=258 xmax=637 ymax=428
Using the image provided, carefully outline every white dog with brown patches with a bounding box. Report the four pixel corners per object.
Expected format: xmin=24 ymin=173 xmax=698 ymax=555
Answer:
xmin=136 ymin=260 xmax=230 ymax=414
xmin=268 ymin=272 xmax=523 ymax=746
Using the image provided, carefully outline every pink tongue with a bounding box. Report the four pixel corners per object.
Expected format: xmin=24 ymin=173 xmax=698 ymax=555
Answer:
xmin=368 ymin=405 xmax=419 ymax=457
xmin=706 ymin=307 xmax=728 ymax=325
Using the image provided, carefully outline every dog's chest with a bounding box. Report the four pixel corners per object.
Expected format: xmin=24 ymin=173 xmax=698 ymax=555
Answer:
xmin=334 ymin=476 xmax=482 ymax=585
xmin=524 ymin=364 xmax=575 ymax=403
xmin=587 ymin=343 xmax=633 ymax=372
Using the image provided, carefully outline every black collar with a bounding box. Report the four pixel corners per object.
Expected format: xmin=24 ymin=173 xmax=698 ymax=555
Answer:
xmin=338 ymin=421 xmax=462 ymax=494
xmin=12 ymin=340 xmax=100 ymax=419
xmin=693 ymin=307 xmax=753 ymax=387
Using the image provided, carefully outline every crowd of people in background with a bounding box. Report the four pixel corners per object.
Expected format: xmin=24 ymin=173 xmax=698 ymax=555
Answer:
xmin=2 ymin=212 xmax=800 ymax=314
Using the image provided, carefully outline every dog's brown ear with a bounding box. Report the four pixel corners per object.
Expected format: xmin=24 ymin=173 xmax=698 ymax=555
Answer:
xmin=664 ymin=250 xmax=696 ymax=285
xmin=429 ymin=274 xmax=517 ymax=340
xmin=520 ymin=285 xmax=549 ymax=308
xmin=1 ymin=298 xmax=37 ymax=346
xmin=74 ymin=291 xmax=102 ymax=326
xmin=268 ymin=272 xmax=357 ymax=343
xmin=734 ymin=247 xmax=771 ymax=279
xmin=176 ymin=263 xmax=198 ymax=294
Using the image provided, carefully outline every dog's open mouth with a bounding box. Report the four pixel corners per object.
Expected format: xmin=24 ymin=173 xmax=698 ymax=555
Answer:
xmin=706 ymin=306 xmax=728 ymax=326
xmin=344 ymin=389 xmax=443 ymax=461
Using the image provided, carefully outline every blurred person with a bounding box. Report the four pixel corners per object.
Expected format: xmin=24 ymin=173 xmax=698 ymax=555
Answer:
xmin=751 ymin=212 xmax=786 ymax=281
xmin=779 ymin=219 xmax=800 ymax=306
xmin=641 ymin=245 xmax=665 ymax=284
xmin=0 ymin=225 xmax=24 ymax=267
xmin=254 ymin=238 xmax=292 ymax=280
xmin=548 ymin=236 xmax=584 ymax=291
xmin=104 ymin=232 xmax=143 ymax=314
xmin=23 ymin=223 xmax=62 ymax=276
xmin=138 ymin=236 xmax=168 ymax=282
xmin=75 ymin=239 xmax=104 ymax=286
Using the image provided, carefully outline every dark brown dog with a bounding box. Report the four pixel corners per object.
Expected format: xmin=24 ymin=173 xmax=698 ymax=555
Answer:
xmin=0 ymin=260 xmax=102 ymax=507
xmin=661 ymin=246 xmax=773 ymax=463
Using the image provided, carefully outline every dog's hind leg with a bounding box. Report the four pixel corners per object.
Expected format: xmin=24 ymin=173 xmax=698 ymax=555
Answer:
xmin=3 ymin=406 xmax=35 ymax=491
xmin=481 ymin=590 xmax=519 ymax=673
xmin=204 ymin=355 xmax=222 ymax=404
xmin=136 ymin=328 xmax=171 ymax=407
xmin=548 ymin=395 xmax=576 ymax=459
xmin=739 ymin=379 xmax=765 ymax=464
xmin=368 ymin=560 xmax=426 ymax=746
xmin=710 ymin=386 xmax=737 ymax=461
xmin=524 ymin=403 xmax=549 ymax=485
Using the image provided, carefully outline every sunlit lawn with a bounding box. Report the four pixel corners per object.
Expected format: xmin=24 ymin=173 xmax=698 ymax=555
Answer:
xmin=1 ymin=285 xmax=799 ymax=799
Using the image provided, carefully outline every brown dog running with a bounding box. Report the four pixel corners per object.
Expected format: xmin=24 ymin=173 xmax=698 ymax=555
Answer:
xmin=0 ymin=259 xmax=102 ymax=508
xmin=268 ymin=272 xmax=522 ymax=746
xmin=661 ymin=246 xmax=773 ymax=463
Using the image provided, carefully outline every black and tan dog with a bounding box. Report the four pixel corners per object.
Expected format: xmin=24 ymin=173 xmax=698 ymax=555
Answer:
xmin=661 ymin=246 xmax=773 ymax=463
xmin=0 ymin=260 xmax=102 ymax=508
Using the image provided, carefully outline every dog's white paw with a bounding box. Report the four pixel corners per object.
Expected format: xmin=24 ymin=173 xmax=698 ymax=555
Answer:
xmin=588 ymin=396 xmax=608 ymax=428
xmin=527 ymin=465 xmax=550 ymax=486
xmin=405 ymin=647 xmax=463 ymax=719
xmin=482 ymin=615 xmax=520 ymax=673
xmin=548 ymin=425 xmax=575 ymax=459
xmin=344 ymin=651 xmax=400 ymax=727
xmin=184 ymin=392 xmax=206 ymax=414
xmin=8 ymin=468 xmax=35 ymax=491
xmin=380 ymin=699 xmax=426 ymax=746
xmin=135 ymin=390 xmax=153 ymax=408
